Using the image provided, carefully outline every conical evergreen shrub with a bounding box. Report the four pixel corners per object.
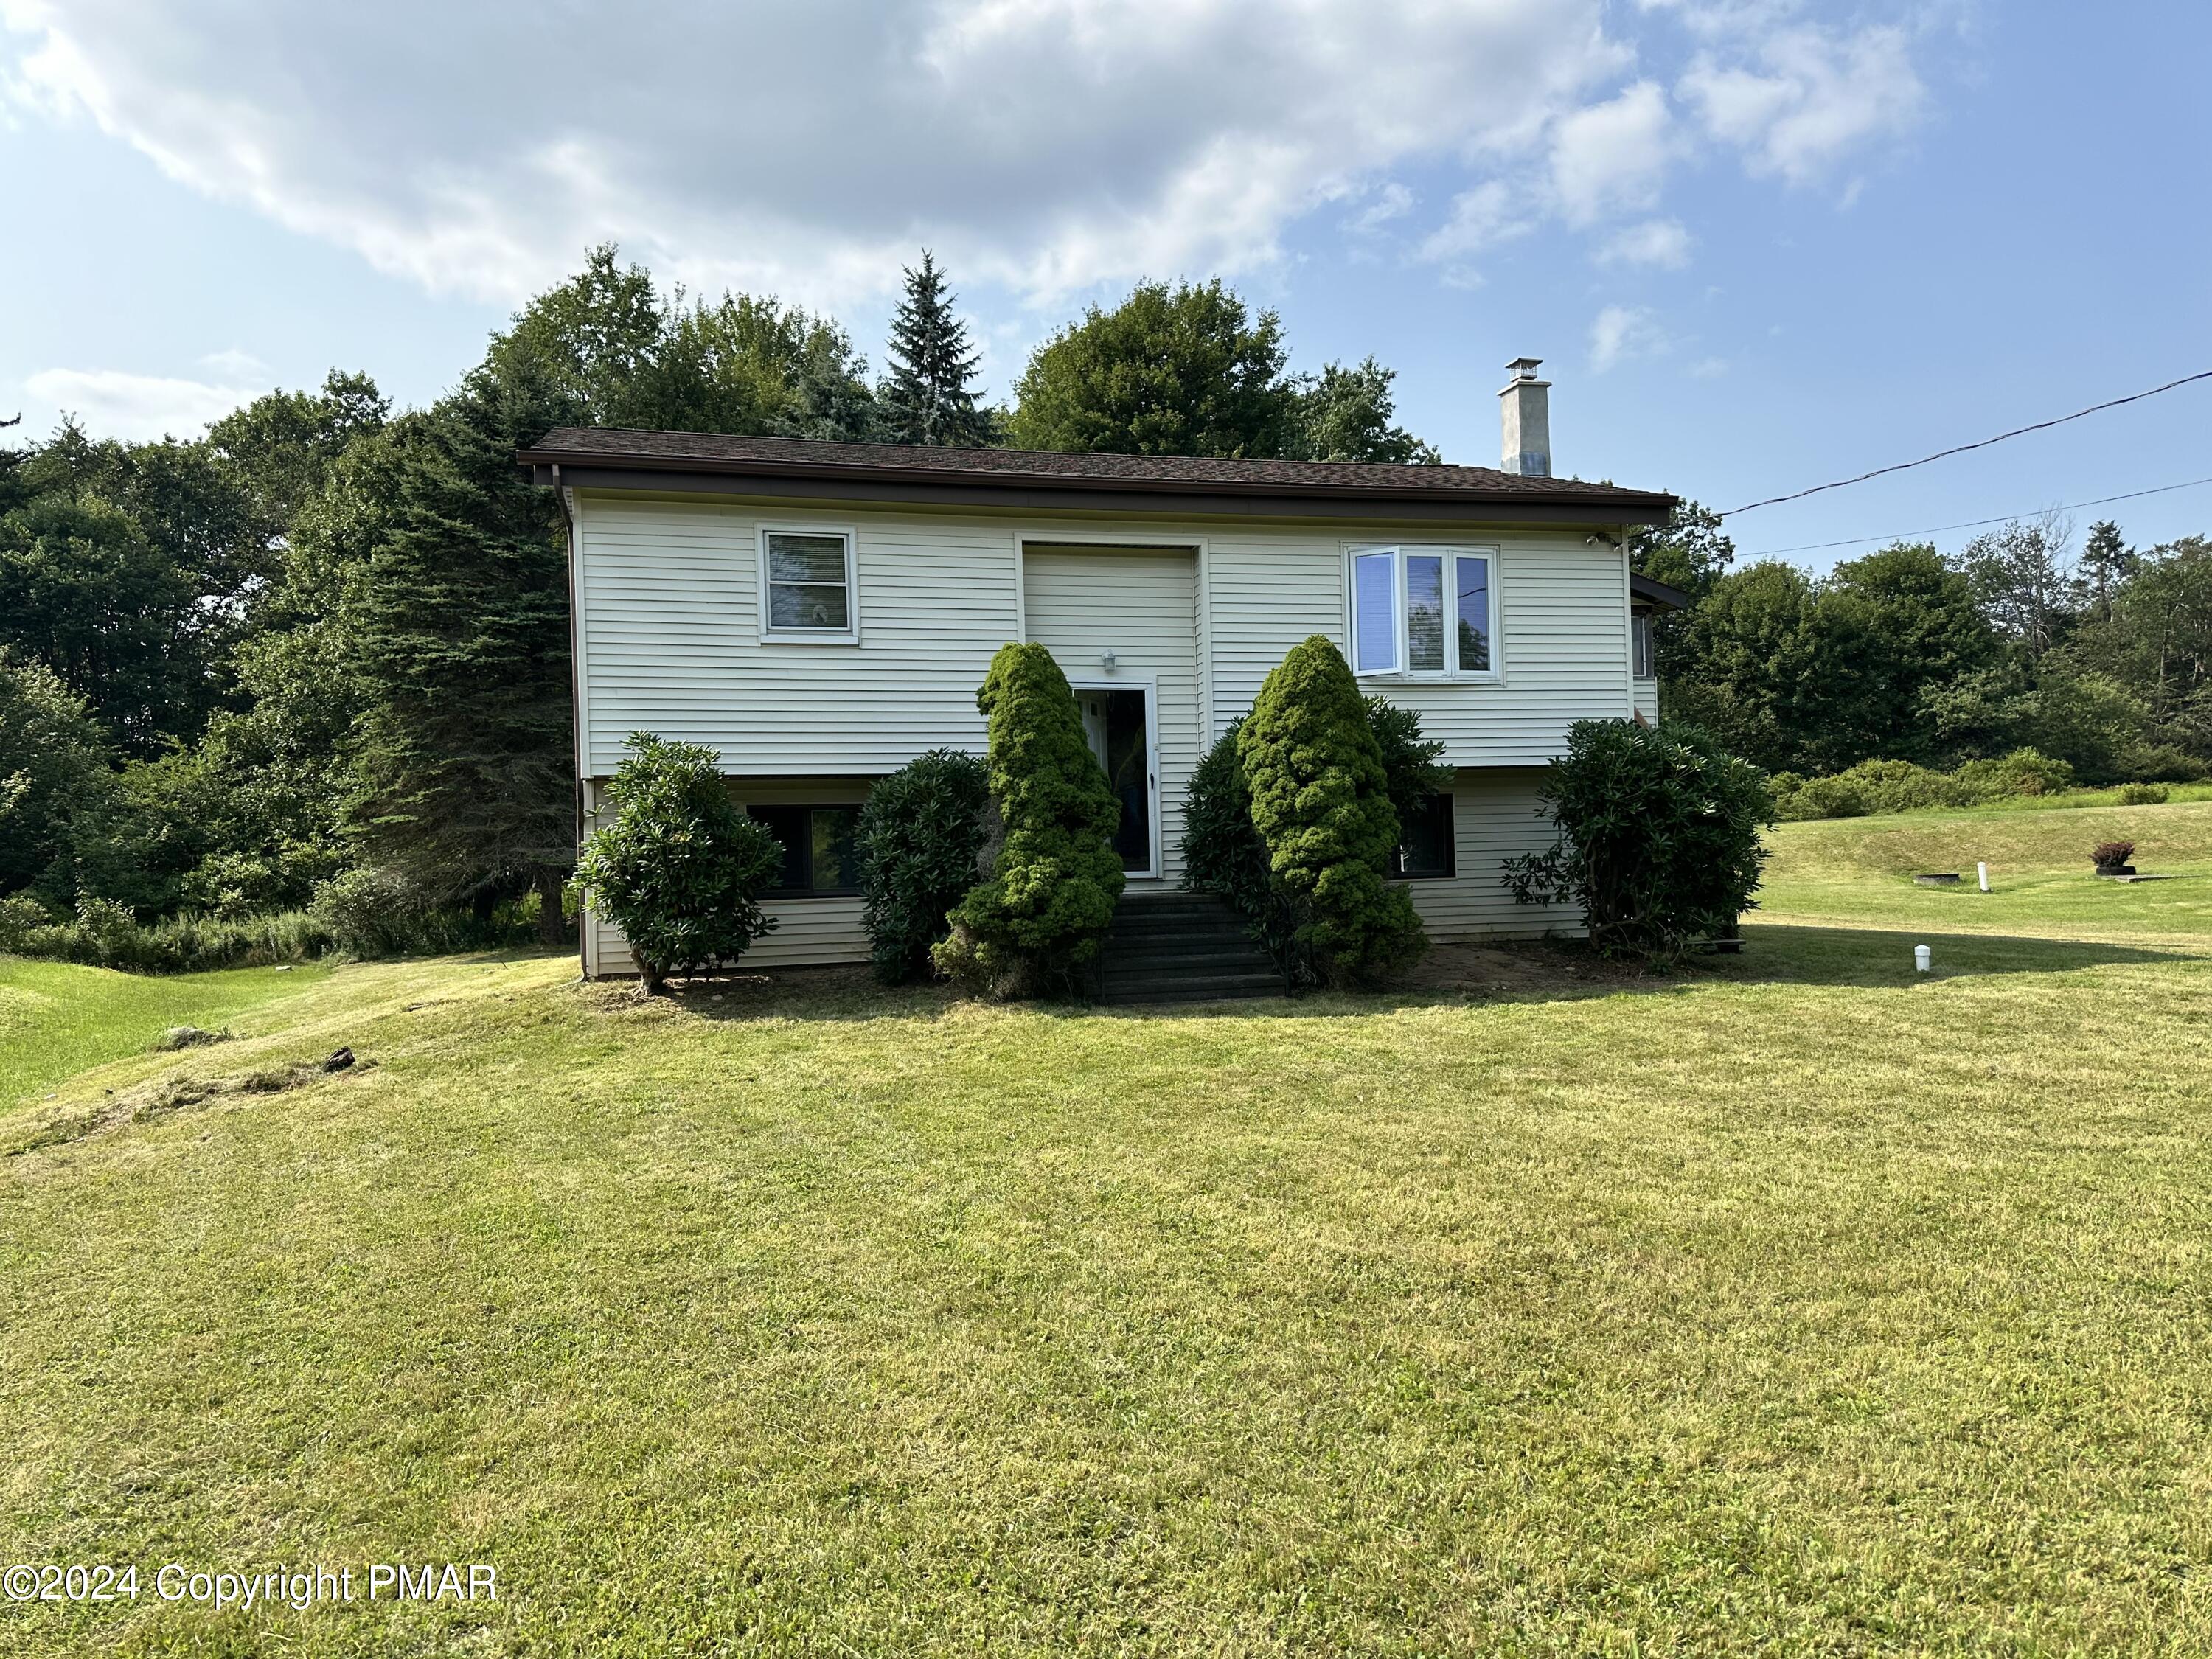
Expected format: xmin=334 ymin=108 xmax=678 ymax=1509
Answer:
xmin=1237 ymin=635 xmax=1425 ymax=984
xmin=934 ymin=644 xmax=1124 ymax=997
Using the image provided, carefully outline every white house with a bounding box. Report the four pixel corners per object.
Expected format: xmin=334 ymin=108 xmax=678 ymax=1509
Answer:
xmin=521 ymin=358 xmax=1683 ymax=984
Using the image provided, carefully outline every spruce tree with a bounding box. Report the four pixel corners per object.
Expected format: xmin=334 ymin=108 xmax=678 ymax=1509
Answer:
xmin=2079 ymin=519 xmax=2138 ymax=625
xmin=880 ymin=251 xmax=992 ymax=447
xmin=345 ymin=369 xmax=576 ymax=939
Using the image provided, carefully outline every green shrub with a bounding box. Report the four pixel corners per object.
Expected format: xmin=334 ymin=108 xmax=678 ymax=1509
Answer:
xmin=2116 ymin=782 xmax=2171 ymax=806
xmin=1954 ymin=748 xmax=2074 ymax=799
xmin=1775 ymin=759 xmax=1961 ymax=821
xmin=4 ymin=875 xmax=538 ymax=974
xmin=1364 ymin=695 xmax=1453 ymax=833
xmin=935 ymin=644 xmax=1124 ymax=998
xmin=74 ymin=896 xmax=153 ymax=970
xmin=1506 ymin=720 xmax=1773 ymax=961
xmin=1184 ymin=695 xmax=1446 ymax=988
xmin=310 ymin=867 xmax=428 ymax=958
xmin=1773 ymin=747 xmax=2086 ymax=820
xmin=1237 ymin=636 xmax=1425 ymax=987
xmin=571 ymin=733 xmax=784 ymax=995
xmin=857 ymin=748 xmax=990 ymax=984
xmin=2116 ymin=744 xmax=2208 ymax=784
xmin=0 ymin=891 xmax=55 ymax=953
xmin=1180 ymin=717 xmax=1303 ymax=982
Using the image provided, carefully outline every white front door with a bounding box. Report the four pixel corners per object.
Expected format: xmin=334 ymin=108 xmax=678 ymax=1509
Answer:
xmin=1022 ymin=544 xmax=1199 ymax=885
xmin=1076 ymin=686 xmax=1155 ymax=876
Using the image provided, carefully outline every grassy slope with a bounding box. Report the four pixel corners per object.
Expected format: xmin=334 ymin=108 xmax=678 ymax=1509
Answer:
xmin=0 ymin=959 xmax=333 ymax=1105
xmin=1761 ymin=798 xmax=2212 ymax=941
xmin=2 ymin=810 xmax=2211 ymax=1654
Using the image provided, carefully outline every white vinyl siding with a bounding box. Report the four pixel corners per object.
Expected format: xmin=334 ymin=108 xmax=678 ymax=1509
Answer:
xmin=569 ymin=493 xmax=1640 ymax=977
xmin=1203 ymin=529 xmax=1631 ymax=764
xmin=1020 ymin=546 xmax=1201 ymax=884
xmin=576 ymin=497 xmax=1016 ymax=776
xmin=581 ymin=776 xmax=873 ymax=975
xmin=576 ymin=498 xmax=1632 ymax=772
xmin=1405 ymin=768 xmax=1583 ymax=941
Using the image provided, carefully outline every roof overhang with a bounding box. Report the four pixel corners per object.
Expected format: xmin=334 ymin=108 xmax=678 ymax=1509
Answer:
xmin=1630 ymin=571 xmax=1694 ymax=611
xmin=520 ymin=444 xmax=1677 ymax=529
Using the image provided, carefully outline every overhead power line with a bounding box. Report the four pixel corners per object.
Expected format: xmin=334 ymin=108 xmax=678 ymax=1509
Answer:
xmin=1717 ymin=368 xmax=2212 ymax=517
xmin=1739 ymin=473 xmax=2212 ymax=558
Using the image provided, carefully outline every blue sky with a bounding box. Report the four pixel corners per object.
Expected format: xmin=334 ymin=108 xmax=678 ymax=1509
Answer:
xmin=3 ymin=0 xmax=2207 ymax=571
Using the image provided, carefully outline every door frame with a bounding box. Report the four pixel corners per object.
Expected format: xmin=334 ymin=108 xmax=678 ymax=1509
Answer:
xmin=1068 ymin=677 xmax=1163 ymax=882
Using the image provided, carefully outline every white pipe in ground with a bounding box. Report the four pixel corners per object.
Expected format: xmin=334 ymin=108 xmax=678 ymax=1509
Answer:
xmin=1978 ymin=862 xmax=1990 ymax=891
xmin=1915 ymin=945 xmax=1932 ymax=973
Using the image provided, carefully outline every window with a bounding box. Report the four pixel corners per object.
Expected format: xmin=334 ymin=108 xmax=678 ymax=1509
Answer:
xmin=747 ymin=805 xmax=863 ymax=896
xmin=1349 ymin=546 xmax=1495 ymax=676
xmin=762 ymin=529 xmax=856 ymax=639
xmin=1631 ymin=612 xmax=1656 ymax=680
xmin=1391 ymin=793 xmax=1456 ymax=880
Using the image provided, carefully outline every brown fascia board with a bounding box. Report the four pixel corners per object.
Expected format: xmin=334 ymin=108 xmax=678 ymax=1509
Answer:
xmin=521 ymin=454 xmax=1676 ymax=529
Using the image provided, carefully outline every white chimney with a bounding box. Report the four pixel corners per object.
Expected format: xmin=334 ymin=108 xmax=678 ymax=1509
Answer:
xmin=1500 ymin=356 xmax=1551 ymax=477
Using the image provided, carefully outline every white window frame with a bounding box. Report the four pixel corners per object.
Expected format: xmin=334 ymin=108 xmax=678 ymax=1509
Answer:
xmin=1346 ymin=544 xmax=1500 ymax=680
xmin=758 ymin=524 xmax=860 ymax=644
xmin=1632 ymin=611 xmax=1657 ymax=680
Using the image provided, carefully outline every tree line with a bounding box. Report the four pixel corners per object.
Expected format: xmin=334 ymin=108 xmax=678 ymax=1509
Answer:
xmin=0 ymin=247 xmax=1436 ymax=942
xmin=1634 ymin=504 xmax=2212 ymax=785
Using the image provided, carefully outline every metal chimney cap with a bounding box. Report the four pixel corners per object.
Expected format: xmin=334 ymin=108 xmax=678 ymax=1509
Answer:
xmin=1504 ymin=355 xmax=1548 ymax=385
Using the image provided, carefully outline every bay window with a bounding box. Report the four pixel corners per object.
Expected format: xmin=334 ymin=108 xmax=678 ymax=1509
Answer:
xmin=1349 ymin=546 xmax=1496 ymax=676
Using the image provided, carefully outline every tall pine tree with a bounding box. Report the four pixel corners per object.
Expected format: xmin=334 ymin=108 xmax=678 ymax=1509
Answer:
xmin=345 ymin=370 xmax=575 ymax=938
xmin=880 ymin=251 xmax=992 ymax=447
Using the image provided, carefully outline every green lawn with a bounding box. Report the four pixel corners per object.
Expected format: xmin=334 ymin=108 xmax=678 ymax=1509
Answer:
xmin=0 ymin=957 xmax=333 ymax=1105
xmin=4 ymin=807 xmax=2212 ymax=1654
xmin=1762 ymin=797 xmax=2212 ymax=941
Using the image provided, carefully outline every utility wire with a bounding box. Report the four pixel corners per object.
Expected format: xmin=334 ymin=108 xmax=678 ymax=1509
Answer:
xmin=1739 ymin=473 xmax=2212 ymax=558
xmin=1717 ymin=369 xmax=2212 ymax=517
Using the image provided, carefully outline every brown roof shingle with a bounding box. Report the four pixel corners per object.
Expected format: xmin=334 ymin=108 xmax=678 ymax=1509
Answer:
xmin=519 ymin=427 xmax=1674 ymax=518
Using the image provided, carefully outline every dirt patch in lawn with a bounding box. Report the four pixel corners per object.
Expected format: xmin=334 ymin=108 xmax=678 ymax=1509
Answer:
xmin=7 ymin=1047 xmax=373 ymax=1156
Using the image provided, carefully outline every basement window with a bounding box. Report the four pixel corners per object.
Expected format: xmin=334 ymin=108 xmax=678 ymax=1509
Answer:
xmin=761 ymin=528 xmax=858 ymax=641
xmin=1391 ymin=793 xmax=1457 ymax=880
xmin=748 ymin=805 xmax=863 ymax=897
xmin=1350 ymin=547 xmax=1496 ymax=676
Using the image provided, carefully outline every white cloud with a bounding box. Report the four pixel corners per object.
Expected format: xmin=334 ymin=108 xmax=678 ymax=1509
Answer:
xmin=1347 ymin=181 xmax=1415 ymax=234
xmin=1679 ymin=22 xmax=1926 ymax=184
xmin=1588 ymin=305 xmax=1668 ymax=373
xmin=198 ymin=347 xmax=268 ymax=380
xmin=0 ymin=0 xmax=1634 ymax=310
xmin=1418 ymin=181 xmax=1523 ymax=263
xmin=1549 ymin=80 xmax=1675 ymax=224
xmin=1596 ymin=217 xmax=1692 ymax=268
xmin=24 ymin=367 xmax=252 ymax=439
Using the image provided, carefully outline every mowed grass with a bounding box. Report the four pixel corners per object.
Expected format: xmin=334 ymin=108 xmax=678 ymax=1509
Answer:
xmin=0 ymin=957 xmax=333 ymax=1105
xmin=1761 ymin=797 xmax=2212 ymax=942
xmin=3 ymin=809 xmax=2212 ymax=1654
